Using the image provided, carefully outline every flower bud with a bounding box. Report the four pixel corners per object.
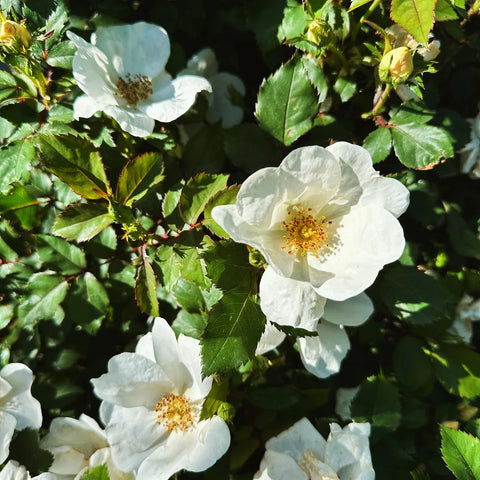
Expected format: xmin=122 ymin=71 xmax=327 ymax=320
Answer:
xmin=0 ymin=20 xmax=31 ymax=48
xmin=378 ymin=46 xmax=413 ymax=84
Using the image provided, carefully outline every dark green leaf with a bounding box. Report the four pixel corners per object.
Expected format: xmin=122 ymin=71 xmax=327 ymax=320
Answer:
xmin=300 ymin=56 xmax=329 ymax=103
xmin=53 ymin=203 xmax=113 ymax=242
xmin=255 ymin=56 xmax=319 ymax=146
xmin=172 ymin=278 xmax=206 ymax=313
xmin=202 ymin=289 xmax=265 ymax=375
xmin=203 ymin=185 xmax=240 ymax=238
xmin=441 ymin=426 xmax=480 ymax=480
xmin=116 ymin=152 xmax=164 ymax=206
xmin=172 ymin=310 xmax=207 ymax=339
xmin=333 ymin=77 xmax=356 ymax=102
xmin=445 ymin=204 xmax=480 ymax=260
xmin=38 ymin=134 xmax=111 ymax=199
xmin=363 ymin=127 xmax=392 ymax=163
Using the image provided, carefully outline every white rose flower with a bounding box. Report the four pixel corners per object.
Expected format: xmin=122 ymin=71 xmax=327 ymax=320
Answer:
xmin=0 ymin=363 xmax=42 ymax=464
xmin=181 ymin=47 xmax=246 ymax=128
xmin=40 ymin=414 xmax=133 ymax=480
xmin=91 ymin=317 xmax=231 ymax=480
xmin=257 ymin=267 xmax=374 ymax=378
xmin=448 ymin=294 xmax=480 ymax=343
xmin=212 ymin=142 xmax=409 ymax=301
xmin=460 ymin=111 xmax=480 ymax=179
xmin=0 ymin=461 xmax=55 ymax=480
xmin=67 ymin=22 xmax=212 ymax=137
xmin=386 ymin=24 xmax=440 ymax=62
xmin=253 ymin=418 xmax=375 ymax=480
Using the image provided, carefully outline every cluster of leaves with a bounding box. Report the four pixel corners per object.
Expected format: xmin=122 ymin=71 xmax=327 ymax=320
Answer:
xmin=0 ymin=0 xmax=479 ymax=478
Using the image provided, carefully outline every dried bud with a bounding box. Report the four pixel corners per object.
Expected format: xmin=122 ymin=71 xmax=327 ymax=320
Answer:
xmin=378 ymin=47 xmax=413 ymax=84
xmin=0 ymin=20 xmax=31 ymax=48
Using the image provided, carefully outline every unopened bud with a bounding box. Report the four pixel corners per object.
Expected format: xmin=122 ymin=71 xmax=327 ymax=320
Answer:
xmin=378 ymin=47 xmax=413 ymax=84
xmin=0 ymin=20 xmax=31 ymax=48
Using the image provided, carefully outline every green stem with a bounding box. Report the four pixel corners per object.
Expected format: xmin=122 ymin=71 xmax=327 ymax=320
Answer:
xmin=362 ymin=83 xmax=392 ymax=119
xmin=352 ymin=0 xmax=383 ymax=41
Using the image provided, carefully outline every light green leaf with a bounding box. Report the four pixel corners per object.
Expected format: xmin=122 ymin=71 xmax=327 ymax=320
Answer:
xmin=53 ymin=203 xmax=113 ymax=242
xmin=435 ymin=0 xmax=459 ymax=20
xmin=172 ymin=278 xmax=206 ymax=313
xmin=38 ymin=134 xmax=111 ymax=199
xmin=334 ymin=77 xmax=356 ymax=102
xmin=0 ymin=117 xmax=15 ymax=142
xmin=255 ymin=56 xmax=319 ymax=146
xmin=391 ymin=123 xmax=454 ymax=169
xmin=301 ymin=56 xmax=329 ymax=103
xmin=349 ymin=0 xmax=374 ymax=11
xmin=0 ymin=186 xmax=39 ymax=214
xmin=201 ymin=289 xmax=265 ymax=376
xmin=79 ymin=465 xmax=110 ymax=480
xmin=66 ymin=273 xmax=109 ymax=334
xmin=116 ymin=152 xmax=164 ymax=206
xmin=172 ymin=310 xmax=207 ymax=339
xmin=204 ymin=185 xmax=240 ymax=238
xmin=277 ymin=0 xmax=310 ymax=42
xmin=441 ymin=426 xmax=480 ymax=480
xmin=17 ymin=273 xmax=69 ymax=327
xmin=135 ymin=260 xmax=159 ymax=317
xmin=179 ymin=173 xmax=228 ymax=225
xmin=391 ymin=0 xmax=436 ymax=45
xmin=363 ymin=127 xmax=392 ymax=163
xmin=37 ymin=234 xmax=87 ymax=275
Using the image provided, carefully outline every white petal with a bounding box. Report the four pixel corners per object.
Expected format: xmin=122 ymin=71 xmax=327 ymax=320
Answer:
xmin=335 ymin=386 xmax=360 ymax=421
xmin=298 ymin=322 xmax=350 ymax=378
xmin=73 ymin=94 xmax=101 ymax=119
xmin=256 ymin=321 xmax=286 ymax=356
xmin=0 ymin=412 xmax=16 ymax=464
xmin=184 ymin=417 xmax=231 ymax=471
xmin=181 ymin=48 xmax=218 ymax=78
xmin=135 ymin=332 xmax=156 ymax=361
xmin=47 ymin=445 xmax=87 ymax=475
xmin=309 ymin=205 xmax=406 ymax=301
xmin=259 ymin=267 xmax=326 ymax=331
xmin=325 ymin=422 xmax=374 ymax=480
xmin=0 ymin=460 xmax=28 ymax=480
xmin=103 ymin=106 xmax=154 ymax=137
xmin=106 ymin=406 xmax=165 ymax=473
xmin=206 ymin=72 xmax=245 ymax=128
xmin=254 ymin=450 xmax=308 ymax=480
xmin=0 ymin=363 xmax=42 ymax=430
xmin=67 ymin=31 xmax=117 ymax=104
xmin=91 ymin=352 xmax=173 ymax=408
xmin=144 ymin=75 xmax=212 ymax=123
xmin=266 ymin=417 xmax=326 ymax=463
xmin=93 ymin=22 xmax=170 ymax=78
xmin=323 ymin=293 xmax=374 ymax=327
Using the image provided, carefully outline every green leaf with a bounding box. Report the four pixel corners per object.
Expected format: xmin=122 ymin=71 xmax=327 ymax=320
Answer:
xmin=0 ymin=140 xmax=36 ymax=193
xmin=255 ymin=56 xmax=319 ymax=146
xmin=445 ymin=204 xmax=480 ymax=260
xmin=333 ymin=77 xmax=356 ymax=103
xmin=277 ymin=1 xmax=310 ymax=42
xmin=0 ymin=70 xmax=16 ymax=87
xmin=363 ymin=127 xmax=392 ymax=163
xmin=351 ymin=376 xmax=401 ymax=431
xmin=46 ymin=40 xmax=76 ymax=69
xmin=391 ymin=122 xmax=454 ymax=169
xmin=172 ymin=310 xmax=207 ymax=339
xmin=17 ymin=273 xmax=69 ymax=327
xmin=66 ymin=272 xmax=109 ymax=334
xmin=0 ymin=117 xmax=15 ymax=142
xmin=204 ymin=185 xmax=240 ymax=238
xmin=79 ymin=465 xmax=110 ymax=480
xmin=441 ymin=426 xmax=480 ymax=480
xmin=179 ymin=173 xmax=229 ymax=225
xmin=135 ymin=260 xmax=159 ymax=317
xmin=391 ymin=0 xmax=436 ymax=45
xmin=435 ymin=0 xmax=459 ymax=20
xmin=172 ymin=278 xmax=206 ymax=313
xmin=393 ymin=336 xmax=434 ymax=391
xmin=37 ymin=234 xmax=87 ymax=275
xmin=380 ymin=265 xmax=452 ymax=325
xmin=201 ymin=289 xmax=265 ymax=376
xmin=348 ymin=0 xmax=374 ymax=11
xmin=115 ymin=152 xmax=164 ymax=206
xmin=53 ymin=203 xmax=113 ymax=243
xmin=38 ymin=134 xmax=111 ymax=199
xmin=300 ymin=56 xmax=329 ymax=103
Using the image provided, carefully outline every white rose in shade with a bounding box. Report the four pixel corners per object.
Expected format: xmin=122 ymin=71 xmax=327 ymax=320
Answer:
xmin=181 ymin=47 xmax=245 ymax=128
xmin=335 ymin=386 xmax=361 ymax=422
xmin=67 ymin=22 xmax=212 ymax=137
xmin=0 ymin=363 xmax=42 ymax=464
xmin=212 ymin=142 xmax=409 ymax=301
xmin=91 ymin=317 xmax=230 ymax=480
xmin=257 ymin=267 xmax=374 ymax=378
xmin=448 ymin=294 xmax=480 ymax=344
xmin=0 ymin=461 xmax=55 ymax=480
xmin=40 ymin=414 xmax=133 ymax=480
xmin=253 ymin=418 xmax=375 ymax=480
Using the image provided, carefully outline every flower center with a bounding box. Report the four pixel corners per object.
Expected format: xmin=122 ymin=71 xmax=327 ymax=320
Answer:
xmin=116 ymin=73 xmax=153 ymax=108
xmin=282 ymin=207 xmax=332 ymax=257
xmin=298 ymin=450 xmax=340 ymax=480
xmin=154 ymin=393 xmax=195 ymax=432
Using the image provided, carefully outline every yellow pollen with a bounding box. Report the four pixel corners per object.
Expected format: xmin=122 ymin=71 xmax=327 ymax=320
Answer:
xmin=116 ymin=73 xmax=153 ymax=108
xmin=154 ymin=393 xmax=195 ymax=433
xmin=282 ymin=207 xmax=332 ymax=258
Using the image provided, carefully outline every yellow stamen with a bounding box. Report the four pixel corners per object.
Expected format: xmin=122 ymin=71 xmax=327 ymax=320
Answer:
xmin=154 ymin=393 xmax=195 ymax=432
xmin=116 ymin=73 xmax=153 ymax=108
xmin=282 ymin=207 xmax=332 ymax=258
